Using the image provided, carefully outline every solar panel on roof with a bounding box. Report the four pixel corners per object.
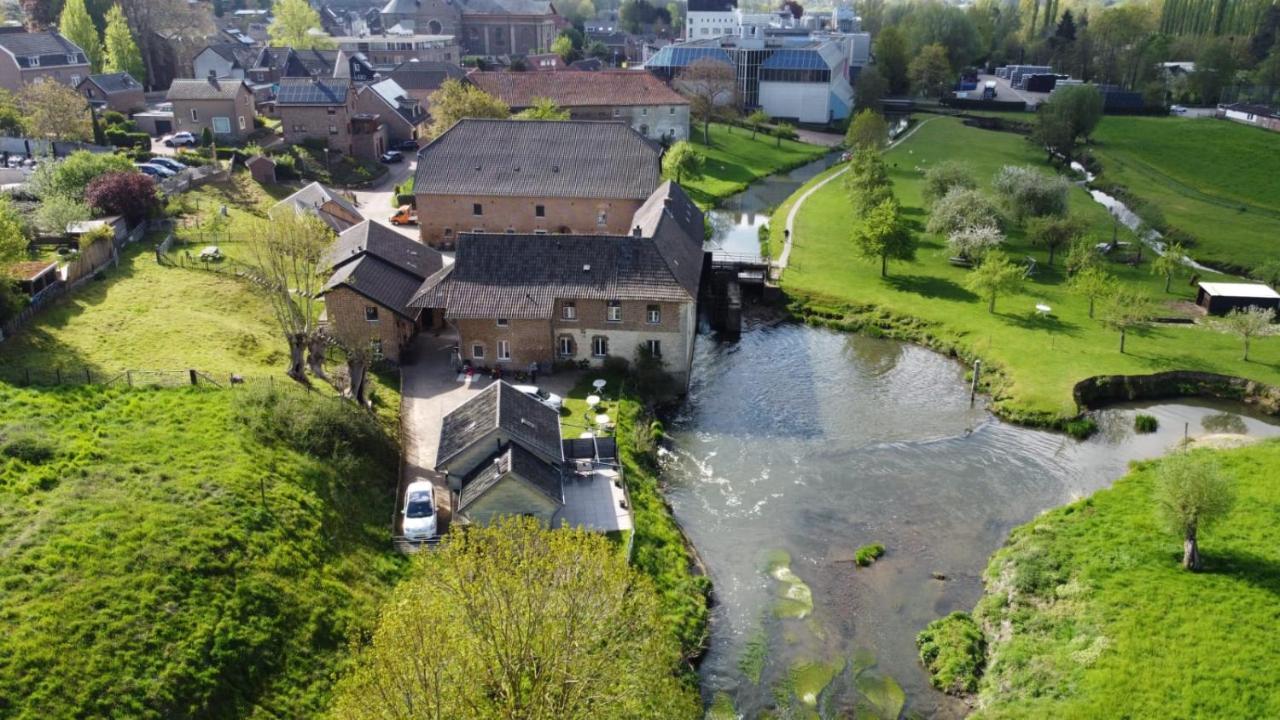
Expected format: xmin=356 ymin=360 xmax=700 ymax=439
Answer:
xmin=761 ymin=49 xmax=827 ymax=70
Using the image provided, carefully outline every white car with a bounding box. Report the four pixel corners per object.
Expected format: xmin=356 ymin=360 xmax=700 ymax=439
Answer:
xmin=164 ymin=131 xmax=197 ymax=147
xmin=401 ymin=480 xmax=437 ymax=540
xmin=1170 ymin=105 xmax=1188 ymax=115
xmin=512 ymin=384 xmax=563 ymax=411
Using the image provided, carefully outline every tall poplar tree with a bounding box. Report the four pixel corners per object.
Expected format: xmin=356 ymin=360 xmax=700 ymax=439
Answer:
xmin=59 ymin=0 xmax=103 ymax=72
xmin=102 ymin=4 xmax=145 ymax=83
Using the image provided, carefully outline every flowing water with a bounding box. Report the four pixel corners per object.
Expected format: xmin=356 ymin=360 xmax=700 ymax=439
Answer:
xmin=705 ymin=152 xmax=843 ymax=257
xmin=663 ymin=321 xmax=1280 ymax=718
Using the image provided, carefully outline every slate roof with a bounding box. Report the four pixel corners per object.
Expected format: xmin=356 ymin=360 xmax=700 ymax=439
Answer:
xmin=436 ymin=382 xmax=564 ymax=469
xmin=166 ymin=77 xmax=248 ymax=101
xmin=292 ymin=49 xmax=341 ymax=77
xmin=269 ymin=182 xmax=365 ymax=233
xmin=388 ymin=60 xmax=467 ymax=90
xmin=631 ymin=181 xmax=705 ymax=298
xmin=468 ymin=70 xmax=688 ymax=109
xmin=253 ymin=46 xmax=301 ymax=76
xmin=458 ymin=443 xmax=564 ymax=511
xmin=83 ymin=72 xmax=141 ymax=94
xmin=328 ymin=219 xmax=443 ymax=278
xmin=276 ymin=77 xmax=351 ymax=105
xmin=410 ymin=232 xmax=697 ymax=319
xmin=413 ymin=119 xmax=660 ymax=200
xmin=0 ymin=31 xmax=87 ymax=67
xmin=205 ymin=43 xmax=258 ymax=69
xmin=459 ymin=0 xmax=558 ymax=16
xmin=366 ymin=79 xmax=425 ymax=124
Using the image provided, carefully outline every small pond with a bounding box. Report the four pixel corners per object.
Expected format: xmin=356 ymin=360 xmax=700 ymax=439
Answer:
xmin=663 ymin=320 xmax=1280 ymax=718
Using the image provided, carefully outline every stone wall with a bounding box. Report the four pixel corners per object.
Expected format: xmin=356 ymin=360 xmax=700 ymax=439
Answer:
xmin=281 ymin=104 xmax=354 ymax=154
xmin=323 ymin=286 xmax=417 ymax=363
xmin=416 ymin=194 xmax=646 ymax=247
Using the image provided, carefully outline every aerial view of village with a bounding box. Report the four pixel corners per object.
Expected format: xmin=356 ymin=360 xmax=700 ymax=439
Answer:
xmin=2 ymin=0 xmax=1280 ymax=716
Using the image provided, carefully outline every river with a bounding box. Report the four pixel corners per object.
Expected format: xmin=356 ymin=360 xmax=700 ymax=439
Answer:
xmin=670 ymin=153 xmax=1280 ymax=718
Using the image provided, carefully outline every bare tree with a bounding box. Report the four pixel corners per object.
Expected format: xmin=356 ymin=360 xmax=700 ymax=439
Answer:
xmin=245 ymin=213 xmax=333 ymax=383
xmin=676 ymin=58 xmax=736 ymax=144
xmin=328 ymin=322 xmax=374 ymax=407
xmin=115 ymin=0 xmax=213 ymax=89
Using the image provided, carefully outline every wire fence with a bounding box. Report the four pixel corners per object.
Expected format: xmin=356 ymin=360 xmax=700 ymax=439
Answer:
xmin=0 ymin=366 xmax=279 ymax=389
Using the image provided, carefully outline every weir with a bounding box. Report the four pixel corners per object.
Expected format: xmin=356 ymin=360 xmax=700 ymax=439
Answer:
xmin=702 ymin=252 xmax=770 ymax=335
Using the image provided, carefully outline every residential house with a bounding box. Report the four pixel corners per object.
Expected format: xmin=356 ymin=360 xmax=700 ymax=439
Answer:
xmin=291 ymin=49 xmax=343 ymax=78
xmin=192 ymin=44 xmax=259 ymax=80
xmin=569 ymin=57 xmax=605 ymax=71
xmin=357 ymin=78 xmax=427 ymax=144
xmin=248 ymin=46 xmax=300 ymax=84
xmin=380 ymin=0 xmax=565 ymax=58
xmin=0 ymin=30 xmax=90 ymax=92
xmin=269 ymin=181 xmax=366 ymax=233
xmin=584 ymin=30 xmax=641 ymax=65
xmin=411 ymin=181 xmax=706 ymax=386
xmin=76 ymin=72 xmax=145 ymax=114
xmin=320 ymin=220 xmax=444 ymax=362
xmin=526 ymin=52 xmax=567 ymax=71
xmin=277 ymin=77 xmax=388 ymax=162
xmin=412 ymin=119 xmax=662 ymax=248
xmin=386 ymin=59 xmax=466 ymax=106
xmin=1217 ymin=102 xmax=1280 ymax=133
xmin=330 ymin=32 xmax=460 ymax=68
xmin=333 ymin=50 xmax=378 ymax=82
xmin=165 ymin=75 xmax=257 ymax=142
xmin=434 ymin=381 xmax=566 ymax=526
xmin=468 ymin=70 xmax=690 ymax=141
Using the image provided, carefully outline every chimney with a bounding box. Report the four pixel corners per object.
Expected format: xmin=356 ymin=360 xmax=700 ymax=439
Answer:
xmin=632 ymin=225 xmax=642 ymax=237
xmin=207 ymin=69 xmax=218 ymax=83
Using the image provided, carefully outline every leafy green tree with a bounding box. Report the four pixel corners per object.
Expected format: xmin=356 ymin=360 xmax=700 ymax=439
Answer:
xmin=1068 ymin=264 xmax=1115 ymax=318
xmin=661 ymin=140 xmax=703 ymax=183
xmin=1250 ymin=258 xmax=1280 ymax=290
xmin=1192 ymin=38 xmax=1236 ymax=105
xmin=947 ymin=224 xmax=1003 ymax=262
xmin=33 ymin=194 xmax=92 ymax=236
xmin=551 ymin=33 xmax=575 ymax=62
xmin=926 ymin=187 xmax=1002 ymax=236
xmin=0 ymin=89 xmax=23 ymax=136
xmin=874 ymin=26 xmax=910 ymax=94
xmin=773 ymin=121 xmax=796 ymax=147
xmin=1097 ymin=287 xmax=1155 ymax=353
xmin=1034 ymin=102 xmax=1079 ymax=162
xmin=102 ymin=4 xmax=146 ymax=83
xmin=854 ymin=64 xmax=888 ymax=113
xmin=852 ymin=196 xmax=916 ymax=277
xmin=908 ymin=43 xmax=953 ymax=98
xmin=30 ymin=151 xmax=134 ymax=200
xmin=0 ymin=196 xmax=29 ymax=263
xmin=330 ymin=518 xmax=700 ymax=719
xmin=844 ymin=149 xmax=893 ymax=216
xmin=1064 ymin=236 xmax=1101 ymax=276
xmin=1027 ymin=214 xmax=1085 ymax=266
xmin=845 ymin=109 xmax=888 ymax=152
xmin=59 ymin=0 xmax=103 ymax=73
xmin=992 ymin=165 xmax=1069 ymax=223
xmin=922 ymin=161 xmax=977 ymax=208
xmin=426 ymin=79 xmax=509 ymax=137
xmin=746 ymin=109 xmax=769 ymax=139
xmin=1150 ymin=241 xmax=1187 ymax=293
xmin=514 ymin=97 xmax=570 ymax=120
xmin=964 ymin=250 xmax=1024 ymax=313
xmin=268 ymin=0 xmax=335 ymax=50
xmin=247 ymin=212 xmax=333 ymax=382
xmin=1210 ymin=307 xmax=1278 ymax=362
xmin=19 ymin=81 xmax=92 ymax=142
xmin=1154 ymin=452 xmax=1234 ymax=571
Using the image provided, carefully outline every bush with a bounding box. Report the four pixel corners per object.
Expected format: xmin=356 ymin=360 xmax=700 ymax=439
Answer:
xmin=0 ymin=433 xmax=56 ymax=464
xmin=101 ymin=110 xmax=127 ymax=126
xmin=927 ymin=187 xmax=1003 ymax=236
xmin=85 ymin=171 xmax=161 ymax=223
xmin=854 ymin=542 xmax=886 ymax=566
xmin=1134 ymin=413 xmax=1159 ymax=433
xmin=175 ymin=150 xmax=211 ymax=166
xmin=992 ymin=165 xmax=1070 ymax=223
xmin=200 ymin=127 xmax=213 ymax=147
xmin=104 ymin=127 xmax=150 ymax=149
xmin=1063 ymin=416 xmax=1098 ymax=440
xmin=917 ymin=611 xmax=986 ymax=694
xmin=233 ymin=384 xmax=394 ymax=464
xmin=602 ymin=355 xmax=630 ymax=376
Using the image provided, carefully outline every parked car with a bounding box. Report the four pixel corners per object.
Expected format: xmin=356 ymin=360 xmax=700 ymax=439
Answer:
xmin=394 ymin=139 xmax=419 ymax=152
xmin=163 ymin=131 xmax=197 ymax=147
xmin=1170 ymin=105 xmax=1188 ymax=115
xmin=148 ymin=157 xmax=188 ymax=173
xmin=512 ymin=384 xmax=563 ymax=411
xmin=379 ymin=150 xmax=404 ymax=164
xmin=401 ymin=480 xmax=437 ymax=541
xmin=390 ymin=205 xmax=417 ymax=226
xmin=5 ymin=155 xmax=24 ymax=168
xmin=136 ymin=162 xmax=176 ymax=178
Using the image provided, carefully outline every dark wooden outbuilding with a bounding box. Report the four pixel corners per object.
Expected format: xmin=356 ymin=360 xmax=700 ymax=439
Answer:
xmin=1195 ymin=282 xmax=1280 ymax=315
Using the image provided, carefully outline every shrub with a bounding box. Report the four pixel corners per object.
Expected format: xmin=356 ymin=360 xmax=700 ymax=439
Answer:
xmin=0 ymin=434 xmax=56 ymax=464
xmin=917 ymin=611 xmax=985 ymax=694
xmin=101 ymin=110 xmax=127 ymax=126
xmin=84 ymin=171 xmax=161 ymax=223
xmin=854 ymin=542 xmax=886 ymax=566
xmin=175 ymin=150 xmax=211 ymax=167
xmin=992 ymin=165 xmax=1070 ymax=223
xmin=200 ymin=127 xmax=213 ymax=147
xmin=233 ymin=384 xmax=394 ymax=464
xmin=602 ymin=355 xmax=630 ymax=376
xmin=1063 ymin=416 xmax=1098 ymax=440
xmin=927 ymin=187 xmax=1003 ymax=236
xmin=1134 ymin=414 xmax=1159 ymax=433
xmin=922 ymin=160 xmax=978 ymax=207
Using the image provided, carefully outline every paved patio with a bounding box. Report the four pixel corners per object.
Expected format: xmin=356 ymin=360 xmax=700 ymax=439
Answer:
xmin=561 ymin=465 xmax=632 ymax=532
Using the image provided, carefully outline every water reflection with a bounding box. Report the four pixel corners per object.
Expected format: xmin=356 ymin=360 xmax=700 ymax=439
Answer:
xmin=705 ymin=152 xmax=842 ymax=256
xmin=664 ymin=323 xmax=1280 ymax=719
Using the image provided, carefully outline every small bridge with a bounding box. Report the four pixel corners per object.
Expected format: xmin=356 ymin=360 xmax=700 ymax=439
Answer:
xmin=710 ymin=252 xmax=772 ymax=284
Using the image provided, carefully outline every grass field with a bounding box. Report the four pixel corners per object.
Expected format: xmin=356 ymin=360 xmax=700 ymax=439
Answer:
xmin=775 ymin=116 xmax=1280 ymax=422
xmin=683 ymin=123 xmax=829 ymax=207
xmin=0 ymin=383 xmax=403 ymax=718
xmin=1088 ymin=116 xmax=1280 ymax=274
xmin=968 ymin=439 xmax=1280 ymax=718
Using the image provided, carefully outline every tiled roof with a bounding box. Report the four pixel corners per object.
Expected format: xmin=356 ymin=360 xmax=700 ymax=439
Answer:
xmin=276 ymin=77 xmax=350 ymax=105
xmin=269 ymin=182 xmax=364 ymax=233
xmin=205 ymin=43 xmax=258 ymax=69
xmin=253 ymin=46 xmax=297 ymax=74
xmin=468 ymin=70 xmax=688 ymax=109
xmin=328 ymin=220 xmax=443 ymax=279
xmin=292 ymin=48 xmax=340 ymax=77
xmin=388 ymin=60 xmax=467 ymax=90
xmin=436 ymin=382 xmax=563 ymax=469
xmin=569 ymin=58 xmax=603 ymax=71
xmin=410 ymin=232 xmax=697 ymax=319
xmin=458 ymin=443 xmax=564 ymax=511
xmin=459 ymin=0 xmax=558 ymax=16
xmin=165 ymin=77 xmax=247 ymax=101
xmin=413 ymin=119 xmax=660 ymax=199
xmin=0 ymin=31 xmax=87 ymax=67
xmin=84 ymin=72 xmax=140 ymax=94
xmin=631 ymin=181 xmax=705 ymax=298
xmin=688 ymin=0 xmax=737 ymax=10
xmin=323 ymin=255 xmax=426 ymax=320
xmin=365 ymin=79 xmax=425 ymax=124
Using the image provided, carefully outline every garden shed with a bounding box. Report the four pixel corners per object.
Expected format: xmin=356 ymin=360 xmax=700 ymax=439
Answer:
xmin=1195 ymin=282 xmax=1280 ymax=315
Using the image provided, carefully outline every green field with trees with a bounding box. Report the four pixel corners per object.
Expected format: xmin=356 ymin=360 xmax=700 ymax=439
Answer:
xmin=932 ymin=440 xmax=1280 ymax=718
xmin=775 ymin=116 xmax=1280 ymax=423
xmin=0 ymin=383 xmax=403 ymax=718
xmin=675 ymin=123 xmax=828 ymax=208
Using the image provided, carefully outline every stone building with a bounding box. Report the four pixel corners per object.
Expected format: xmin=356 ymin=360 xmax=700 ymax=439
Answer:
xmin=412 ymin=119 xmax=662 ymax=248
xmin=165 ymin=75 xmax=257 ymax=142
xmin=468 ymin=70 xmax=690 ymax=142
xmin=379 ymin=0 xmax=565 ymax=58
xmin=0 ymin=30 xmax=90 ymax=92
xmin=77 ymin=72 xmax=146 ymax=114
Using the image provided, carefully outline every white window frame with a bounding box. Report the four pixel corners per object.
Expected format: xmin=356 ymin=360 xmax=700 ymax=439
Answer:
xmin=558 ymin=335 xmax=574 ymax=357
xmin=496 ymin=318 xmax=509 ymax=327
xmin=370 ymin=339 xmax=384 ymax=360
xmin=212 ymin=116 xmax=231 ymax=134
xmin=238 ymin=115 xmax=246 ymax=130
xmin=472 ymin=343 xmax=485 ymax=359
xmin=497 ymin=340 xmax=511 ymax=361
xmin=28 ymin=56 xmax=39 ymax=67
xmin=592 ymin=336 xmax=608 ymax=357
xmin=645 ymin=339 xmax=661 ymax=358
xmin=647 ymin=305 xmax=661 ymax=324
xmin=562 ymin=301 xmax=577 ymax=320
xmin=606 ymin=301 xmax=622 ymax=323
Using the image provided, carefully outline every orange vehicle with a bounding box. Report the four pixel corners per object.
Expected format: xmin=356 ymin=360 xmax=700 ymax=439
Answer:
xmin=390 ymin=205 xmax=417 ymax=226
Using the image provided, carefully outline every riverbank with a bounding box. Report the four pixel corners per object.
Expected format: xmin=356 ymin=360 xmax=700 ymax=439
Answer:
xmin=683 ymin=123 xmax=830 ymax=208
xmin=939 ymin=438 xmax=1280 ymax=719
xmin=770 ymin=116 xmax=1280 ymax=425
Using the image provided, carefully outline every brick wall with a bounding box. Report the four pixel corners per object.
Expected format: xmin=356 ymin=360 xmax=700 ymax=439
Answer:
xmin=566 ymin=104 xmax=690 ymax=141
xmin=323 ymin=286 xmax=418 ymax=363
xmin=456 ymin=317 xmax=553 ymax=368
xmin=416 ymin=194 xmax=646 ymax=247
xmin=280 ymin=103 xmax=354 ymax=154
xmin=171 ymin=92 xmax=255 ymax=142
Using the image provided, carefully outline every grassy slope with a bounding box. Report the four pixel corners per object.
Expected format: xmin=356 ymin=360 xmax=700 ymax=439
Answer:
xmin=0 ymin=385 xmax=403 ymax=719
xmin=1088 ymin=116 xmax=1280 ymax=273
xmin=683 ymin=123 xmax=829 ymax=207
xmin=972 ymin=440 xmax=1280 ymax=719
xmin=778 ymin=117 xmax=1280 ymax=422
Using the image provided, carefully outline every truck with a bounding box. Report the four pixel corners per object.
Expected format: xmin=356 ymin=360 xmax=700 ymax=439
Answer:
xmin=390 ymin=205 xmax=417 ymax=226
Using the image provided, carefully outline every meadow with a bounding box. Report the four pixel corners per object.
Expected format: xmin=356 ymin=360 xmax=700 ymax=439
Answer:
xmin=774 ymin=116 xmax=1280 ymax=423
xmin=683 ymin=123 xmax=829 ymax=207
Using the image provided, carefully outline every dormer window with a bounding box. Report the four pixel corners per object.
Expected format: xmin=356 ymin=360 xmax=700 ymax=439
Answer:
xmin=28 ymin=56 xmax=39 ymax=67
xmin=67 ymin=53 xmax=78 ymax=64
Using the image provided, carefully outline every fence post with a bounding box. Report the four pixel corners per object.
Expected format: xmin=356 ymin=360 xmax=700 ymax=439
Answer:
xmin=55 ymin=368 xmax=61 ymax=385
xmin=24 ymin=368 xmax=30 ymax=385
xmin=85 ymin=368 xmax=91 ymax=384
xmin=126 ymin=370 xmax=132 ymax=387
xmin=189 ymin=369 xmax=198 ymax=386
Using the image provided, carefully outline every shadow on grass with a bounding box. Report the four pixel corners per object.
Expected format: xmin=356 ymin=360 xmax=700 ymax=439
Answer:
xmin=884 ymin=274 xmax=978 ymax=302
xmin=1208 ymin=548 xmax=1280 ymax=597
xmin=999 ymin=312 xmax=1082 ymax=337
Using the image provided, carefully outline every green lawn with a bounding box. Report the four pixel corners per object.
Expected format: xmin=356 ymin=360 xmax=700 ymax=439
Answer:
xmin=1088 ymin=115 xmax=1280 ymax=274
xmin=968 ymin=439 xmax=1280 ymax=718
xmin=776 ymin=116 xmax=1280 ymax=423
xmin=0 ymin=383 xmax=403 ymax=718
xmin=682 ymin=123 xmax=829 ymax=207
